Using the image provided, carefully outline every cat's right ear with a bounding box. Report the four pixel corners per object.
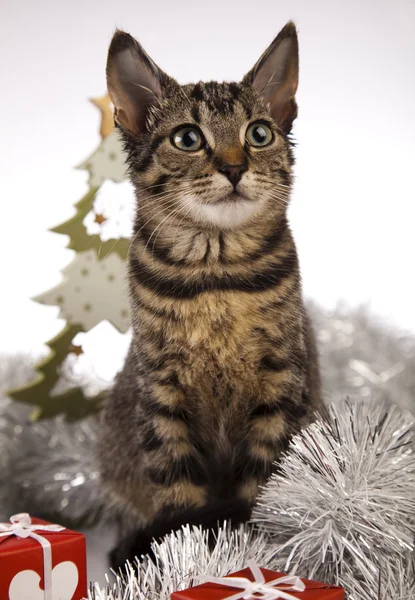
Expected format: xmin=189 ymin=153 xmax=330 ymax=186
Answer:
xmin=106 ymin=30 xmax=172 ymax=136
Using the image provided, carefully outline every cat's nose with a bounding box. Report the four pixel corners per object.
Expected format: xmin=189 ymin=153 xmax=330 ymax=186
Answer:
xmin=219 ymin=164 xmax=247 ymax=188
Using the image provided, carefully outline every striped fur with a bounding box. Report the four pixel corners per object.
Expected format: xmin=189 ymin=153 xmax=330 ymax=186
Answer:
xmin=99 ymin=22 xmax=322 ymax=560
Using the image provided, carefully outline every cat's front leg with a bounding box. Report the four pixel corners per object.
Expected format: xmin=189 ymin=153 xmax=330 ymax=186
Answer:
xmin=140 ymin=376 xmax=209 ymax=516
xmin=235 ymin=403 xmax=292 ymax=504
xmin=236 ymin=357 xmax=311 ymax=504
xmin=108 ymin=376 xmax=210 ymax=570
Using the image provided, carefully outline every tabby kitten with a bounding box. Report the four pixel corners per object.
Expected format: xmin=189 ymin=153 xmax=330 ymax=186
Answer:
xmin=99 ymin=21 xmax=322 ymax=566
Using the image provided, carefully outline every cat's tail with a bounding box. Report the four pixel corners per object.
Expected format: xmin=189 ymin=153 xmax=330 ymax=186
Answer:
xmin=110 ymin=497 xmax=252 ymax=571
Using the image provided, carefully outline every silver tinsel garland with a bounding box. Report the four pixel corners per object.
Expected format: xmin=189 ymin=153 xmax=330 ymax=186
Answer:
xmin=86 ymin=537 xmax=415 ymax=600
xmin=310 ymin=302 xmax=415 ymax=414
xmin=252 ymin=400 xmax=415 ymax=597
xmin=87 ymin=525 xmax=268 ymax=600
xmin=0 ymin=396 xmax=107 ymax=525
xmin=338 ymin=554 xmax=414 ymax=600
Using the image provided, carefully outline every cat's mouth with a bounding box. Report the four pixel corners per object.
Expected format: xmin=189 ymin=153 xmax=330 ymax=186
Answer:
xmin=213 ymin=191 xmax=255 ymax=204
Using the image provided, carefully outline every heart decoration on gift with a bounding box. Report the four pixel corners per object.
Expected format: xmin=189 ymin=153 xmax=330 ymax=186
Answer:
xmin=0 ymin=513 xmax=86 ymax=600
xmin=9 ymin=561 xmax=79 ymax=600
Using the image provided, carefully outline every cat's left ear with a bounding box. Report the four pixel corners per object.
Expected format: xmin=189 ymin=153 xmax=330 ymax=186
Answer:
xmin=243 ymin=22 xmax=299 ymax=133
xmin=106 ymin=30 xmax=174 ymax=137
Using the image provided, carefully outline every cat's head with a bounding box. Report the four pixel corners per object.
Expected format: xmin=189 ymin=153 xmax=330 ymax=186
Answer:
xmin=107 ymin=23 xmax=298 ymax=231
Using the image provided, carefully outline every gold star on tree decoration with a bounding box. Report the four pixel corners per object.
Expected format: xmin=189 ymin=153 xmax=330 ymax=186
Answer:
xmin=94 ymin=213 xmax=107 ymax=225
xmin=90 ymin=94 xmax=114 ymax=139
xmin=69 ymin=344 xmax=84 ymax=356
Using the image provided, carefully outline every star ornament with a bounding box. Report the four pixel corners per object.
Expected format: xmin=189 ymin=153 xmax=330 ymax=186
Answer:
xmin=94 ymin=213 xmax=107 ymax=225
xmin=69 ymin=344 xmax=84 ymax=356
xmin=90 ymin=94 xmax=114 ymax=139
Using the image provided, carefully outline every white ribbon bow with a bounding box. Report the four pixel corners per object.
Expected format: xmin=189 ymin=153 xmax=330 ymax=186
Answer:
xmin=195 ymin=559 xmax=306 ymax=600
xmin=0 ymin=513 xmax=65 ymax=600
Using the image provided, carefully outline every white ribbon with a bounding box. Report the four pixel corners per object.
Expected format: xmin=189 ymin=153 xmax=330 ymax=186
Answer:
xmin=0 ymin=513 xmax=65 ymax=600
xmin=195 ymin=559 xmax=306 ymax=600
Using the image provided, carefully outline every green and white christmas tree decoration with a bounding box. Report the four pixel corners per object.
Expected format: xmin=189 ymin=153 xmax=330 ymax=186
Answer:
xmin=36 ymin=249 xmax=130 ymax=334
xmin=8 ymin=96 xmax=132 ymax=420
xmin=78 ymin=129 xmax=129 ymax=189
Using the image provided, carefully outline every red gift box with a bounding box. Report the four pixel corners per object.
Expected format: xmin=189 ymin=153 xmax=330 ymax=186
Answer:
xmin=0 ymin=513 xmax=87 ymax=600
xmin=171 ymin=561 xmax=344 ymax=600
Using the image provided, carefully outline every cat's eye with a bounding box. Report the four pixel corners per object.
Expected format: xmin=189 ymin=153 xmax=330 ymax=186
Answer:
xmin=245 ymin=123 xmax=274 ymax=147
xmin=172 ymin=127 xmax=204 ymax=152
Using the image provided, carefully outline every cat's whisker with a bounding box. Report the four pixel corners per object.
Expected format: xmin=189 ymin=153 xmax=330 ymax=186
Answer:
xmin=268 ymin=186 xmax=291 ymax=197
xmin=271 ymin=192 xmax=291 ymax=203
xmin=268 ymin=194 xmax=290 ymax=209
xmin=133 ymin=197 xmax=187 ymax=246
xmin=259 ymin=174 xmax=294 ymax=187
xmin=99 ymin=196 xmax=189 ymax=261
xmin=149 ymin=195 xmax=198 ymax=256
xmin=137 ymin=187 xmax=201 ymax=213
xmin=127 ymin=189 xmax=194 ymax=260
xmin=137 ymin=193 xmax=189 ymax=215
xmin=255 ymin=178 xmax=292 ymax=194
xmin=150 ymin=206 xmax=191 ymax=261
xmin=111 ymin=190 xmax=191 ymax=261
xmin=100 ymin=236 xmax=123 ymax=261
xmin=137 ymin=184 xmax=196 ymax=212
xmin=274 ymin=181 xmax=294 ymax=189
xmin=253 ymin=182 xmax=291 ymax=205
xmin=145 ymin=202 xmax=186 ymax=255
xmin=134 ymin=197 xmax=189 ymax=234
xmin=169 ymin=196 xmax=199 ymax=249
xmin=139 ymin=177 xmax=212 ymax=193
xmin=254 ymin=174 xmax=291 ymax=187
xmin=258 ymin=189 xmax=287 ymax=199
xmin=138 ymin=186 xmax=195 ymax=204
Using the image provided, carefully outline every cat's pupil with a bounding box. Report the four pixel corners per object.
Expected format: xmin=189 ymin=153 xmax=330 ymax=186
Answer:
xmin=183 ymin=131 xmax=197 ymax=147
xmin=253 ymin=126 xmax=267 ymax=144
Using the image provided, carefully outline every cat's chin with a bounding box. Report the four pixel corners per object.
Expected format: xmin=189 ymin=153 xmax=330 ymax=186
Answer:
xmin=186 ymin=194 xmax=264 ymax=230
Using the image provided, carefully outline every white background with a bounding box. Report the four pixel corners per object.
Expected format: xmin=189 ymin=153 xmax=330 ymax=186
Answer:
xmin=1 ymin=0 xmax=415 ymax=355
